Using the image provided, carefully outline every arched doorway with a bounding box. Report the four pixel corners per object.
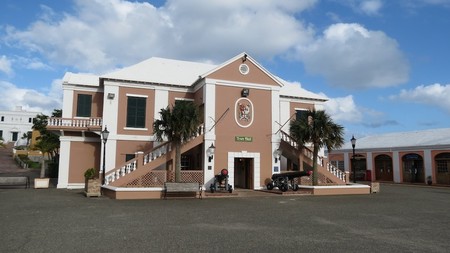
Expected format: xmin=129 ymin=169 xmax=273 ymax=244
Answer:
xmin=374 ymin=154 xmax=393 ymax=181
xmin=435 ymin=153 xmax=450 ymax=185
xmin=351 ymin=154 xmax=367 ymax=181
xmin=402 ymin=153 xmax=424 ymax=183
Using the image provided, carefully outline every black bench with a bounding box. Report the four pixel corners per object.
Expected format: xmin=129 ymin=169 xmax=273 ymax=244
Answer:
xmin=164 ymin=182 xmax=202 ymax=199
xmin=0 ymin=176 xmax=30 ymax=189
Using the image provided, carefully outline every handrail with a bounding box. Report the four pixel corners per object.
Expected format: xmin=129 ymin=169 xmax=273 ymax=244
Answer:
xmin=47 ymin=117 xmax=103 ymax=128
xmin=104 ymin=124 xmax=205 ymax=186
xmin=279 ymin=130 xmax=345 ymax=182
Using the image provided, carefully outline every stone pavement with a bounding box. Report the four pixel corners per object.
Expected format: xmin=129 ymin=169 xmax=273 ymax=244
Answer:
xmin=1 ymin=183 xmax=450 ymax=252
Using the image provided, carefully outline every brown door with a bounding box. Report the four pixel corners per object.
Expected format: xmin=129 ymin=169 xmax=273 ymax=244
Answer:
xmin=234 ymin=158 xmax=253 ymax=189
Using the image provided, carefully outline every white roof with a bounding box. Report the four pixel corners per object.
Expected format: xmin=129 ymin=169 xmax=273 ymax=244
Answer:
xmin=278 ymin=79 xmax=327 ymax=101
xmin=101 ymin=57 xmax=217 ymax=86
xmin=63 ymin=72 xmax=99 ymax=86
xmin=341 ymin=128 xmax=450 ymax=150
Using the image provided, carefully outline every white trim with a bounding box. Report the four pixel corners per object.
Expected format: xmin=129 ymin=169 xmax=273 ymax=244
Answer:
xmin=103 ymin=185 xmax=164 ymax=192
xmin=67 ymin=183 xmax=85 ymax=189
xmin=123 ymin=127 xmax=149 ymax=131
xmin=299 ymin=184 xmax=370 ymax=189
xmin=228 ymin=152 xmax=261 ymax=190
xmin=174 ymin=97 xmax=195 ymax=102
xmin=126 ymin=93 xmax=148 ymax=98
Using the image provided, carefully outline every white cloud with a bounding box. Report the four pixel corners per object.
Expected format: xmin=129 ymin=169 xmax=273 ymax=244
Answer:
xmin=359 ymin=0 xmax=383 ymax=15
xmin=0 ymin=55 xmax=13 ymax=75
xmin=324 ymin=94 xmax=398 ymax=128
xmin=0 ymin=80 xmax=62 ymax=115
xmin=298 ymin=23 xmax=409 ymax=89
xmin=324 ymin=95 xmax=363 ymax=123
xmin=390 ymin=83 xmax=450 ymax=113
xmin=5 ymin=0 xmax=317 ymax=73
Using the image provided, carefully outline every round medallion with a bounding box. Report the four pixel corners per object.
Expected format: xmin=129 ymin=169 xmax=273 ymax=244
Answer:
xmin=239 ymin=64 xmax=250 ymax=75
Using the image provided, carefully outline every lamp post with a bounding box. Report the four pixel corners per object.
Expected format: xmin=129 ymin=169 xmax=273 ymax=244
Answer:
xmin=273 ymin=148 xmax=282 ymax=163
xmin=351 ymin=135 xmax=356 ymax=183
xmin=101 ymin=126 xmax=109 ymax=185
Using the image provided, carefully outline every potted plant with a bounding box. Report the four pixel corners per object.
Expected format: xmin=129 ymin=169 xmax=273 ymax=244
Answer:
xmin=84 ymin=168 xmax=101 ymax=197
xmin=34 ymin=158 xmax=50 ymax=189
xmin=427 ymin=176 xmax=432 ymax=185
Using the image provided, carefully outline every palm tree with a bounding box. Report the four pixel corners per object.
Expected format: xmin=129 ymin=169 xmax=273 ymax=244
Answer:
xmin=153 ymin=101 xmax=200 ymax=182
xmin=290 ymin=109 xmax=344 ymax=185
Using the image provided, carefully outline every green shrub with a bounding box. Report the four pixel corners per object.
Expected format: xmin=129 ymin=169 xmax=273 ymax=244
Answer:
xmin=84 ymin=168 xmax=98 ymax=180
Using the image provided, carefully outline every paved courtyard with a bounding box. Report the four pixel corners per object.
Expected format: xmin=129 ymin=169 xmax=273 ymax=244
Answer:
xmin=0 ymin=184 xmax=449 ymax=253
xmin=1 ymin=146 xmax=450 ymax=252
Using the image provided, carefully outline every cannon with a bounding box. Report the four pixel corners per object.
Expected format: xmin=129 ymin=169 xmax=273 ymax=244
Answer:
xmin=266 ymin=171 xmax=312 ymax=192
xmin=210 ymin=169 xmax=233 ymax=193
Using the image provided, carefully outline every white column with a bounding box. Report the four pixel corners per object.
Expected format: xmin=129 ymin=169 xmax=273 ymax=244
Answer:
xmin=57 ymin=137 xmax=71 ymax=189
xmin=393 ymin=151 xmax=400 ymax=183
xmin=203 ymin=82 xmax=216 ymax=186
xmin=62 ymin=89 xmax=74 ymax=118
xmin=344 ymin=152 xmax=350 ymax=172
xmin=154 ymin=88 xmax=169 ymax=120
xmin=423 ymin=149 xmax=432 ymax=181
xmin=272 ymin=87 xmax=281 ymax=174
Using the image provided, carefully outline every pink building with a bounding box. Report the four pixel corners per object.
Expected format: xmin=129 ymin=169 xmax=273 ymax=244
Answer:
xmin=328 ymin=129 xmax=450 ymax=186
xmin=48 ymin=53 xmax=356 ymax=199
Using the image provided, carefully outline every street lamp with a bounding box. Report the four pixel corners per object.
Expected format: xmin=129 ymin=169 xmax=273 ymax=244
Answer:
xmin=351 ymin=135 xmax=356 ymax=183
xmin=273 ymin=148 xmax=282 ymax=163
xmin=101 ymin=126 xmax=109 ymax=185
xmin=206 ymin=143 xmax=215 ymax=163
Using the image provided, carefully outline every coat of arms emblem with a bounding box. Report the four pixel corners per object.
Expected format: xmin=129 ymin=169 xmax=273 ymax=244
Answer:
xmin=235 ymin=98 xmax=254 ymax=128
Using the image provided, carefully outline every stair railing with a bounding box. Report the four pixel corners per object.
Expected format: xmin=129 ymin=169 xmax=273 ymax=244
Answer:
xmin=104 ymin=124 xmax=205 ymax=185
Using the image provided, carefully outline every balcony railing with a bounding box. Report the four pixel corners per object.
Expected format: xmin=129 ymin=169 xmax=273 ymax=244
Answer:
xmin=47 ymin=117 xmax=103 ymax=129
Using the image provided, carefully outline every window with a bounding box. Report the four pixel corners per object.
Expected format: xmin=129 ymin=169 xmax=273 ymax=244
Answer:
xmin=76 ymin=94 xmax=92 ymax=117
xmin=295 ymin=109 xmax=307 ymax=121
xmin=0 ymin=130 xmax=3 ymax=138
xmin=126 ymin=96 xmax=146 ymax=128
xmin=1 ymin=116 xmax=4 ymax=122
xmin=28 ymin=118 xmax=32 ymax=123
xmin=125 ymin=154 xmax=136 ymax=162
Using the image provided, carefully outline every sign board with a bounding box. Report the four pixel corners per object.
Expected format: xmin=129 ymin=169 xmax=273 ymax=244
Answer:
xmin=235 ymin=136 xmax=253 ymax=142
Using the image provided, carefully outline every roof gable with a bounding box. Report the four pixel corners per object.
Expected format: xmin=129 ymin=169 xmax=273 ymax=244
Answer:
xmin=203 ymin=53 xmax=283 ymax=87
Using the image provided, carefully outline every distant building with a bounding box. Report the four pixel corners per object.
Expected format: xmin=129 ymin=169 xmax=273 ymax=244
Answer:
xmin=328 ymin=128 xmax=450 ymax=186
xmin=0 ymin=106 xmax=39 ymax=145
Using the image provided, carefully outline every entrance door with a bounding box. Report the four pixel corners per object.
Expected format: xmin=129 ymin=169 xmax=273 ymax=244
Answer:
xmin=234 ymin=158 xmax=253 ymax=189
xmin=12 ymin=132 xmax=18 ymax=142
xmin=375 ymin=155 xmax=393 ymax=181
xmin=402 ymin=154 xmax=424 ymax=183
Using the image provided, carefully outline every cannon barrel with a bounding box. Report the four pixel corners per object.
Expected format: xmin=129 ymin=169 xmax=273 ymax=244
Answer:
xmin=271 ymin=171 xmax=311 ymax=180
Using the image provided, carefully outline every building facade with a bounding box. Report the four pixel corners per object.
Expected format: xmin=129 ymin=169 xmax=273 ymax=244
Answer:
xmin=48 ymin=53 xmax=349 ymax=198
xmin=328 ymin=129 xmax=450 ymax=186
xmin=0 ymin=106 xmax=39 ymax=145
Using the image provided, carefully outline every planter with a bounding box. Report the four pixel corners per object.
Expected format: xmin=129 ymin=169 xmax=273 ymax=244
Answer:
xmin=34 ymin=178 xmax=50 ymax=189
xmin=85 ymin=178 xmax=101 ymax=197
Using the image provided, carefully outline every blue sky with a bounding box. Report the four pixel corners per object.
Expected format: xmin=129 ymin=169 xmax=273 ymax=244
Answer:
xmin=1 ymin=0 xmax=449 ymax=141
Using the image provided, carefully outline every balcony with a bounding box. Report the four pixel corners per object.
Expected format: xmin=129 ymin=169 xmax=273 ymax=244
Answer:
xmin=47 ymin=117 xmax=103 ymax=132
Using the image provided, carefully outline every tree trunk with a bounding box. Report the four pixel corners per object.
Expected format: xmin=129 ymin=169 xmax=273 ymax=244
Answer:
xmin=175 ymin=142 xmax=181 ymax=183
xmin=312 ymin=144 xmax=319 ymax=186
xmin=40 ymin=159 xmax=46 ymax=178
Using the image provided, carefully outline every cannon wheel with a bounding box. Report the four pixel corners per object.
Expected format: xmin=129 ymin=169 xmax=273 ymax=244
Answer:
xmin=292 ymin=184 xmax=299 ymax=191
xmin=280 ymin=184 xmax=288 ymax=192
xmin=267 ymin=182 xmax=274 ymax=190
